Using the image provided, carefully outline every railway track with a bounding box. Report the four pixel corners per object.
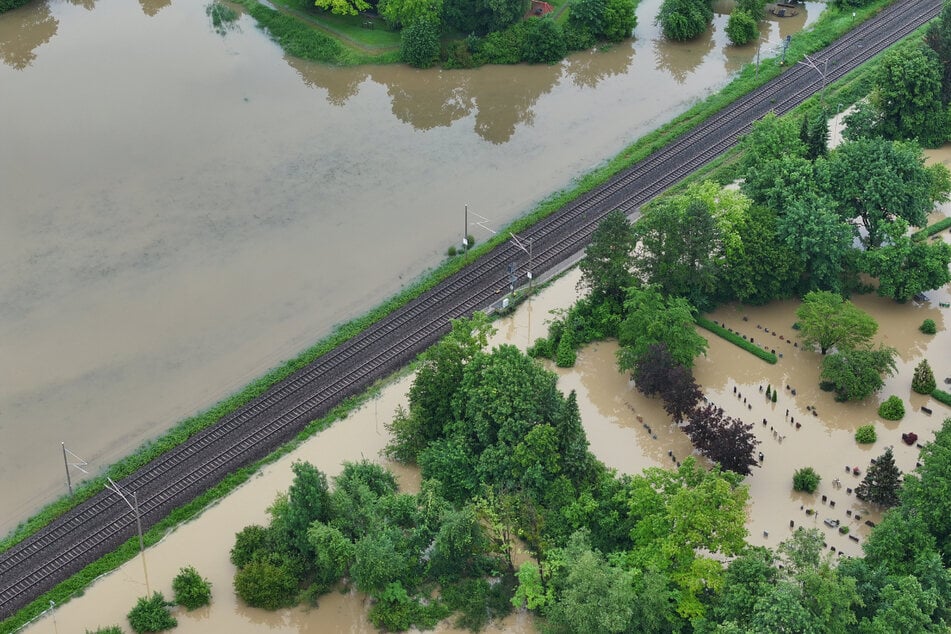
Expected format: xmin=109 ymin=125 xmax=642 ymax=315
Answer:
xmin=0 ymin=0 xmax=942 ymax=621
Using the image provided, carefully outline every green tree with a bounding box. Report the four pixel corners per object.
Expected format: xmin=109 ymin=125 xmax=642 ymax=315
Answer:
xmin=314 ymin=0 xmax=370 ymax=16
xmin=519 ymin=17 xmax=567 ymax=64
xmin=351 ymin=528 xmax=414 ymax=594
xmin=633 ymin=191 xmax=722 ymax=308
xmin=658 ymin=0 xmax=712 ymax=41
xmin=172 ymin=566 xmax=212 ymax=610
xmin=719 ymin=204 xmax=802 ymax=304
xmin=378 ymin=0 xmax=443 ymax=28
xmin=820 ymin=345 xmax=898 ymax=402
xmin=860 ymin=575 xmax=940 ymax=633
xmin=578 ymin=209 xmax=635 ymax=307
xmin=617 ymin=286 xmax=708 ymax=371
xmin=233 ymin=554 xmax=299 ymax=609
xmin=283 ymin=461 xmax=331 ymax=558
xmin=777 ymin=195 xmax=854 ymax=293
xmin=735 ymin=0 xmax=765 ymax=17
xmin=912 ymin=359 xmax=937 ymax=394
xmin=873 ymin=44 xmax=948 ymax=147
xmin=856 ymin=447 xmax=902 ymax=507
xmin=902 ymin=418 xmax=951 ymax=557
xmin=127 ymin=593 xmax=177 ymax=633
xmin=230 ymin=524 xmax=271 ymax=568
xmin=306 ymin=521 xmax=354 ymax=588
xmin=711 ymin=547 xmax=779 ymax=627
xmin=725 ymin=9 xmax=757 ymax=46
xmin=861 ymin=219 xmax=951 ymax=302
xmin=600 ymin=0 xmax=637 ymax=42
xmin=878 ymin=396 xmax=905 ymax=421
xmin=796 ymin=291 xmax=878 ymax=354
xmin=827 ymin=139 xmax=946 ymax=248
xmin=544 ymin=531 xmax=637 ymax=633
xmin=925 ymin=0 xmax=951 ymax=105
xmin=793 ymin=467 xmax=821 ymax=493
xmin=400 ymin=18 xmax=441 ymax=68
xmin=740 ymin=112 xmax=810 ymax=206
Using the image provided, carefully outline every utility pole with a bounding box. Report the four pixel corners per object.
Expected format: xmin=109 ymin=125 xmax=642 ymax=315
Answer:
xmin=61 ymin=442 xmax=88 ymax=496
xmin=799 ymin=53 xmax=830 ymax=109
xmin=106 ymin=477 xmax=150 ymax=596
xmin=463 ymin=204 xmax=469 ymax=259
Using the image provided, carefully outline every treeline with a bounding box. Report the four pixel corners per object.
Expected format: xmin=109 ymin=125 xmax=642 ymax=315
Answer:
xmin=0 ymin=0 xmax=29 ymax=13
xmin=227 ymin=311 xmax=951 ymax=630
xmin=309 ymin=0 xmax=638 ymax=68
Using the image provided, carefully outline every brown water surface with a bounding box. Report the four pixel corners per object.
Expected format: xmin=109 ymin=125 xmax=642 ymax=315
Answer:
xmin=0 ymin=0 xmax=820 ymax=534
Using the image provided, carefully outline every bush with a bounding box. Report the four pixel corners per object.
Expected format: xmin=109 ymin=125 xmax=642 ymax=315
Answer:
xmin=877 ymin=396 xmax=905 ymax=421
xmin=0 ymin=0 xmax=31 ymax=12
xmin=933 ymin=388 xmax=951 ymax=407
xmin=793 ymin=467 xmax=821 ymax=493
xmin=912 ymin=217 xmax=951 ymax=241
xmin=230 ymin=524 xmax=271 ymax=568
xmin=839 ymin=525 xmax=850 ymax=534
xmin=400 ymin=19 xmax=440 ymax=68
xmin=519 ymin=17 xmax=567 ymax=64
xmin=233 ymin=555 xmax=299 ymax=610
xmin=726 ymin=9 xmax=758 ymax=46
xmin=527 ymin=336 xmax=553 ymax=359
xmin=368 ymin=582 xmax=418 ymax=631
xmin=475 ymin=27 xmax=522 ymax=65
xmin=913 ymin=359 xmax=937 ymax=394
xmin=920 ymin=318 xmax=937 ymax=334
xmin=658 ymin=0 xmax=712 ymax=41
xmin=555 ymin=330 xmax=577 ymax=367
xmin=127 ymin=593 xmax=177 ymax=633
xmin=855 ymin=425 xmax=877 ymax=444
xmin=172 ymin=566 xmax=212 ymax=610
xmin=86 ymin=628 xmax=124 ymax=634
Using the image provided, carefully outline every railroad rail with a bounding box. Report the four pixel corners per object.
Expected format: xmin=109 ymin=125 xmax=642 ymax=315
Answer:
xmin=0 ymin=0 xmax=942 ymax=620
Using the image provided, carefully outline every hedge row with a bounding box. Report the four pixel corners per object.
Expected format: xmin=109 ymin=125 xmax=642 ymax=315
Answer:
xmin=932 ymin=389 xmax=951 ymax=408
xmin=912 ymin=217 xmax=951 ymax=241
xmin=696 ymin=316 xmax=778 ymax=364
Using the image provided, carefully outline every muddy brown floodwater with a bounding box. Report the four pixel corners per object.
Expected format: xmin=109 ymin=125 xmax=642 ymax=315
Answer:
xmin=0 ymin=0 xmax=822 ymax=534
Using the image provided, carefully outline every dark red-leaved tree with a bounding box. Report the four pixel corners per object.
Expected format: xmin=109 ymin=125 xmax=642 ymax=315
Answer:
xmin=633 ymin=342 xmax=703 ymax=423
xmin=683 ymin=403 xmax=760 ymax=476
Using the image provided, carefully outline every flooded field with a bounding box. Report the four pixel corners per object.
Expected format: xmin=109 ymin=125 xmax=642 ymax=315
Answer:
xmin=0 ymin=0 xmax=823 ymax=534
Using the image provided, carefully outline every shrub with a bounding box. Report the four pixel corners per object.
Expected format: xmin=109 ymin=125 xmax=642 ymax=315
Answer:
xmin=726 ymin=9 xmax=758 ymax=46
xmin=793 ymin=467 xmax=821 ymax=493
xmin=172 ymin=566 xmax=212 ymax=610
xmin=839 ymin=525 xmax=850 ymax=534
xmin=86 ymin=628 xmax=124 ymax=634
xmin=555 ymin=330 xmax=577 ymax=367
xmin=920 ymin=318 xmax=937 ymax=334
xmin=400 ymin=19 xmax=440 ymax=68
xmin=527 ymin=337 xmax=554 ymax=359
xmin=233 ymin=555 xmax=299 ymax=610
xmin=447 ymin=245 xmax=458 ymax=256
xmin=855 ymin=425 xmax=877 ymax=444
xmin=877 ymin=396 xmax=905 ymax=421
xmin=519 ymin=17 xmax=567 ymax=64
xmin=230 ymin=524 xmax=271 ymax=568
xmin=658 ymin=0 xmax=712 ymax=41
xmin=933 ymin=388 xmax=951 ymax=407
xmin=913 ymin=359 xmax=937 ymax=394
xmin=912 ymin=217 xmax=951 ymax=241
xmin=127 ymin=593 xmax=177 ymax=633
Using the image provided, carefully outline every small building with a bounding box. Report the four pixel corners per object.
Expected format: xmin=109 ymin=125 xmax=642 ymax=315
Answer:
xmin=530 ymin=0 xmax=554 ymax=16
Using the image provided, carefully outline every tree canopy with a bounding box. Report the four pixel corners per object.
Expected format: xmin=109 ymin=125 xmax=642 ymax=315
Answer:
xmin=617 ymin=285 xmax=708 ymax=371
xmin=796 ymin=291 xmax=878 ymax=354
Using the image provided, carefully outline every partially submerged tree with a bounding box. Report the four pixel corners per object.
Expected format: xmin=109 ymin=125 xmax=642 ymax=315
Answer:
xmin=683 ymin=403 xmax=760 ymax=475
xmin=617 ymin=286 xmax=708 ymax=370
xmin=578 ymin=209 xmax=635 ymax=307
xmin=856 ymin=447 xmax=902 ymax=507
xmin=912 ymin=359 xmax=937 ymax=394
xmin=820 ymin=345 xmax=897 ymax=402
xmin=796 ymin=291 xmax=878 ymax=354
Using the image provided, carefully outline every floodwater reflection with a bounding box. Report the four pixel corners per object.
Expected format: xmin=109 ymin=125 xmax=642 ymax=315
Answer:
xmin=139 ymin=0 xmax=171 ymax=17
xmin=0 ymin=1 xmax=56 ymax=69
